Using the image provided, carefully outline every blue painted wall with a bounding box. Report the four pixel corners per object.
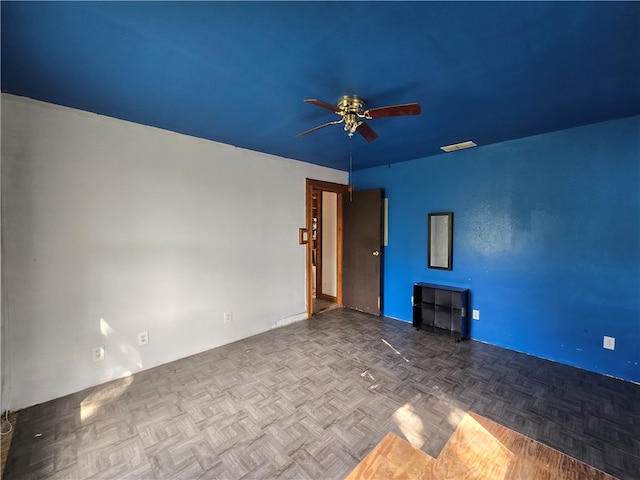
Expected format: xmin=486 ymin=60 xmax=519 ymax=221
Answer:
xmin=353 ymin=116 xmax=640 ymax=383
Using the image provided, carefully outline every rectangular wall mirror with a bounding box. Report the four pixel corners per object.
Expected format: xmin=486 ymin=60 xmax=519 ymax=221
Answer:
xmin=428 ymin=212 xmax=453 ymax=270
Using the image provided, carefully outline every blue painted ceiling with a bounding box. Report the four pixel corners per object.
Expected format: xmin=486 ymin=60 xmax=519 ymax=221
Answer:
xmin=2 ymin=2 xmax=639 ymax=171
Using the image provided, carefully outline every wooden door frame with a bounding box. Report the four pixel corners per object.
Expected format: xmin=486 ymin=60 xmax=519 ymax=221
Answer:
xmin=305 ymin=179 xmax=348 ymax=317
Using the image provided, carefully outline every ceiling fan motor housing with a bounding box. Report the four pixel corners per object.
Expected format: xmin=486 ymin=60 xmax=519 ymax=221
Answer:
xmin=337 ymin=96 xmax=365 ymax=135
xmin=337 ymin=95 xmax=365 ymax=115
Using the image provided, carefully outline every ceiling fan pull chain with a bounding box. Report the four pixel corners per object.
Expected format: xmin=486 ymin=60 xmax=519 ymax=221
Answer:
xmin=349 ymin=137 xmax=353 ymax=202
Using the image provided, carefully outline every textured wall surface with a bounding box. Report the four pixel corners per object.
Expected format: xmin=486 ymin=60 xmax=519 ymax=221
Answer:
xmin=353 ymin=116 xmax=640 ymax=383
xmin=1 ymin=94 xmax=347 ymax=410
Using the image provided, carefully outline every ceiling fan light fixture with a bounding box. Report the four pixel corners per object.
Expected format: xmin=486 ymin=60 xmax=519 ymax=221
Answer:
xmin=440 ymin=140 xmax=477 ymax=152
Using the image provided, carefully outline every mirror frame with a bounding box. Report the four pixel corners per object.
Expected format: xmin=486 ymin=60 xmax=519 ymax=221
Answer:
xmin=428 ymin=212 xmax=453 ymax=270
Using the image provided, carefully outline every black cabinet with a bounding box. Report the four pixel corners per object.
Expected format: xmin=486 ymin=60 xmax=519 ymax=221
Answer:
xmin=412 ymin=283 xmax=469 ymax=340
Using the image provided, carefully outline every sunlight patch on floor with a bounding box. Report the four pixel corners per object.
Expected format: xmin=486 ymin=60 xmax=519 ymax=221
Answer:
xmin=451 ymin=414 xmax=514 ymax=478
xmin=393 ymin=403 xmax=425 ymax=449
xmin=80 ymin=375 xmax=133 ymax=423
xmin=446 ymin=403 xmax=466 ymax=427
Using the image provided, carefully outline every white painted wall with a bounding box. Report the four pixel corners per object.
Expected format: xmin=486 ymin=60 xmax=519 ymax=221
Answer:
xmin=0 ymin=137 xmax=4 ymax=416
xmin=1 ymin=94 xmax=347 ymax=410
xmin=321 ymin=191 xmax=337 ymax=297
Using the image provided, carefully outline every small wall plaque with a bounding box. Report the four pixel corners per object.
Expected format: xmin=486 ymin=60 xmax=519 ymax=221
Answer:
xmin=299 ymin=228 xmax=309 ymax=245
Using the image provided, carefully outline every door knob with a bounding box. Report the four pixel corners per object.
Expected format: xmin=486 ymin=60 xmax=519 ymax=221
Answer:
xmin=372 ymin=250 xmax=381 ymax=256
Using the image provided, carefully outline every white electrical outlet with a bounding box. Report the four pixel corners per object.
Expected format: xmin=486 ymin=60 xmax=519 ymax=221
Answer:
xmin=603 ymin=336 xmax=615 ymax=350
xmin=92 ymin=346 xmax=105 ymax=362
xmin=137 ymin=331 xmax=149 ymax=346
xmin=223 ymin=311 xmax=233 ymax=324
xmin=472 ymin=309 xmax=480 ymax=320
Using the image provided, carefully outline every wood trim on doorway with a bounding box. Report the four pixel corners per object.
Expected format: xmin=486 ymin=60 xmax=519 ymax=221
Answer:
xmin=305 ymin=179 xmax=348 ymax=317
xmin=315 ymin=192 xmax=339 ymax=304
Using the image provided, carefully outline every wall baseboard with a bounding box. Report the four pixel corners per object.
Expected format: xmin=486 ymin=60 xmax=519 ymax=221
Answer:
xmin=272 ymin=312 xmax=307 ymax=329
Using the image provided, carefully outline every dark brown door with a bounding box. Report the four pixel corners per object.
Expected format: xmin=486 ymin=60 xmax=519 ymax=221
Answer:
xmin=342 ymin=188 xmax=383 ymax=315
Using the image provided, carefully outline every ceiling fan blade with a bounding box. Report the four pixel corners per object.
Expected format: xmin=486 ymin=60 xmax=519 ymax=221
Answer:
xmin=356 ymin=122 xmax=378 ymax=142
xmin=364 ymin=102 xmax=421 ymax=119
xmin=297 ymin=119 xmax=343 ymax=137
xmin=304 ymin=98 xmax=341 ymax=113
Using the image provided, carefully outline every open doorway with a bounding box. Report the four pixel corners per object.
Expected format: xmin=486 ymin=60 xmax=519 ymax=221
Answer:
xmin=305 ymin=180 xmax=384 ymax=317
xmin=313 ymin=190 xmax=338 ymax=313
xmin=306 ymin=179 xmax=348 ymax=316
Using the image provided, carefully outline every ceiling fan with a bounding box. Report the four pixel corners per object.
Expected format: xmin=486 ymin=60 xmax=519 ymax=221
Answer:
xmin=297 ymin=95 xmax=421 ymax=142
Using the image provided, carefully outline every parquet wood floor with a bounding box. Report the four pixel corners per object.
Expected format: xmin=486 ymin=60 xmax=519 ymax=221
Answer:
xmin=3 ymin=308 xmax=639 ymax=479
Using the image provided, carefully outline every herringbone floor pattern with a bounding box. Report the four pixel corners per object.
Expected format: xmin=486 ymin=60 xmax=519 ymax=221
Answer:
xmin=3 ymin=309 xmax=639 ymax=479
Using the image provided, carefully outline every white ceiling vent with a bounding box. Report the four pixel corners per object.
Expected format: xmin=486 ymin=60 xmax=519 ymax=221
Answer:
xmin=440 ymin=140 xmax=477 ymax=152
